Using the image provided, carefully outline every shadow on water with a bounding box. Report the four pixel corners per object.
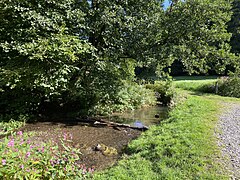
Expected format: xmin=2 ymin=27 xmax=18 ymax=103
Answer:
xmin=104 ymin=105 xmax=168 ymax=127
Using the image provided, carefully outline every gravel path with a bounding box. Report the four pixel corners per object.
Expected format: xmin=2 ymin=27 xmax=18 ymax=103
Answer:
xmin=217 ymin=102 xmax=240 ymax=179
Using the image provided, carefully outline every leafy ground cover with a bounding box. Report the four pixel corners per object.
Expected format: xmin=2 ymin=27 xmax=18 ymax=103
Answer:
xmin=0 ymin=129 xmax=94 ymax=179
xmin=0 ymin=116 xmax=26 ymax=137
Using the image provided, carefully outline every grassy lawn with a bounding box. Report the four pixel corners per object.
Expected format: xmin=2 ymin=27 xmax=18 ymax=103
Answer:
xmin=173 ymin=76 xmax=219 ymax=81
xmin=172 ymin=76 xmax=218 ymax=92
xmin=94 ymin=76 xmax=239 ymax=180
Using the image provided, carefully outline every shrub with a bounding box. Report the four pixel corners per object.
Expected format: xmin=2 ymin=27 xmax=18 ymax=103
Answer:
xmin=0 ymin=131 xmax=94 ymax=179
xmin=145 ymin=80 xmax=175 ymax=105
xmin=0 ymin=116 xmax=26 ymax=136
xmin=217 ymin=76 xmax=240 ymax=98
xmin=91 ymin=82 xmax=156 ymax=115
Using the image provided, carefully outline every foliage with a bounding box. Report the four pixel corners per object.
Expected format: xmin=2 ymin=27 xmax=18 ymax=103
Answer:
xmin=0 ymin=0 xmax=238 ymax=118
xmin=161 ymin=0 xmax=238 ymax=75
xmin=0 ymin=0 xmax=164 ymax=117
xmin=228 ymin=0 xmax=240 ymax=54
xmin=0 ymin=116 xmax=26 ymax=136
xmin=94 ymin=94 xmax=228 ymax=179
xmin=217 ymin=76 xmax=240 ymax=98
xmin=146 ymin=80 xmax=175 ymax=105
xmin=0 ymin=0 xmax=95 ymax=117
xmin=0 ymin=130 xmax=94 ymax=179
xmin=91 ymin=82 xmax=156 ymax=115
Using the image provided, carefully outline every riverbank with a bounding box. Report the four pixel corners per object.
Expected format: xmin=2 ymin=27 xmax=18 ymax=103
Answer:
xmin=94 ymin=90 xmax=240 ymax=179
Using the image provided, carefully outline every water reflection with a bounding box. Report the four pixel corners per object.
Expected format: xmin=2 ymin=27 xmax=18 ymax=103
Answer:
xmin=106 ymin=106 xmax=168 ymax=127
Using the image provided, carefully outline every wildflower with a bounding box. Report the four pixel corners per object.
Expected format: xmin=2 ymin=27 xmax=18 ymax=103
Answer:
xmin=63 ymin=133 xmax=67 ymax=140
xmin=82 ymin=168 xmax=87 ymax=175
xmin=17 ymin=131 xmax=23 ymax=136
xmin=88 ymin=167 xmax=94 ymax=173
xmin=20 ymin=139 xmax=24 ymax=145
xmin=8 ymin=139 xmax=14 ymax=147
xmin=26 ymin=152 xmax=31 ymax=158
xmin=30 ymin=145 xmax=33 ymax=149
xmin=20 ymin=164 xmax=24 ymax=169
xmin=2 ymin=159 xmax=6 ymax=165
xmin=41 ymin=146 xmax=45 ymax=153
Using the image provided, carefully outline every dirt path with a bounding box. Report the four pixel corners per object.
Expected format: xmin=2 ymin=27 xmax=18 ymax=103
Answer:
xmin=217 ymin=102 xmax=240 ymax=179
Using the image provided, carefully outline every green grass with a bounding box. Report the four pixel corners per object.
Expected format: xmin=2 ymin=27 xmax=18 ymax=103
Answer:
xmin=93 ymin=90 xmax=232 ymax=179
xmin=173 ymin=76 xmax=218 ymax=81
xmin=172 ymin=76 xmax=217 ymax=92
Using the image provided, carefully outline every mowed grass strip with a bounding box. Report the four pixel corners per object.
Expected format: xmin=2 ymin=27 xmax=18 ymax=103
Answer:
xmin=173 ymin=76 xmax=218 ymax=92
xmin=94 ymin=94 xmax=227 ymax=179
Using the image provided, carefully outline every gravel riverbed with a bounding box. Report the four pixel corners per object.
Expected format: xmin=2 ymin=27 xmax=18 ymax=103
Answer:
xmin=217 ymin=103 xmax=240 ymax=179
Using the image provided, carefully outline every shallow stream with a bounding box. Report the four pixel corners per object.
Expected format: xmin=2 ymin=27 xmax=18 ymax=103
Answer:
xmin=105 ymin=106 xmax=168 ymax=127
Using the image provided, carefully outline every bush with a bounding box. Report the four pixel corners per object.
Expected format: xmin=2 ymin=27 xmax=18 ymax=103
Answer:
xmin=0 ymin=115 xmax=26 ymax=136
xmin=91 ymin=82 xmax=156 ymax=115
xmin=217 ymin=76 xmax=240 ymax=98
xmin=145 ymin=80 xmax=175 ymax=105
xmin=0 ymin=131 xmax=94 ymax=179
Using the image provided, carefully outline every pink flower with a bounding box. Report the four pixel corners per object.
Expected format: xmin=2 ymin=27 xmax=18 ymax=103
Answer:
xmin=7 ymin=139 xmax=14 ymax=147
xmin=63 ymin=133 xmax=67 ymax=140
xmin=17 ymin=131 xmax=23 ymax=136
xmin=41 ymin=146 xmax=45 ymax=153
xmin=20 ymin=164 xmax=24 ymax=169
xmin=20 ymin=139 xmax=24 ymax=145
xmin=30 ymin=145 xmax=33 ymax=149
xmin=2 ymin=159 xmax=6 ymax=165
xmin=26 ymin=152 xmax=31 ymax=158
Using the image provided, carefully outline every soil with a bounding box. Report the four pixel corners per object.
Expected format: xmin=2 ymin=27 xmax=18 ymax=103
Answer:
xmin=18 ymin=119 xmax=142 ymax=171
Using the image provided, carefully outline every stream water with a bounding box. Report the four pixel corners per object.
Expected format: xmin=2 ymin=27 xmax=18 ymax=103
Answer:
xmin=105 ymin=106 xmax=168 ymax=127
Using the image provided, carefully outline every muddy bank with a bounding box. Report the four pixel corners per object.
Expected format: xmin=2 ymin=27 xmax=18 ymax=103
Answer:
xmin=19 ymin=120 xmax=142 ymax=171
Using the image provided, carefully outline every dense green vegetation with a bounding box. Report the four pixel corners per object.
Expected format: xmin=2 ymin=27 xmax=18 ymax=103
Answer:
xmin=94 ymin=91 xmax=229 ymax=179
xmin=0 ymin=130 xmax=94 ymax=179
xmin=1 ymin=0 xmax=240 ymax=178
xmin=1 ymin=77 xmax=240 ymax=179
xmin=217 ymin=76 xmax=240 ymax=98
xmin=1 ymin=0 xmax=239 ymax=119
xmin=93 ymin=78 xmax=240 ymax=179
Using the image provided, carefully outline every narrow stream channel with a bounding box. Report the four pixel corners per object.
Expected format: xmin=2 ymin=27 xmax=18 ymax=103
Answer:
xmin=105 ymin=105 xmax=168 ymax=127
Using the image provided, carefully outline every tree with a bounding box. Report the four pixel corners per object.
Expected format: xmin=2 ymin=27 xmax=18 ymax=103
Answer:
xmin=0 ymin=0 xmax=95 ymax=115
xmin=156 ymin=0 xmax=238 ymax=75
xmin=0 ymin=0 xmax=165 ymax=116
xmin=228 ymin=0 xmax=240 ymax=54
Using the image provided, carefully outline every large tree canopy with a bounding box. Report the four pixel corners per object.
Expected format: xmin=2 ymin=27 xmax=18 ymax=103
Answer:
xmin=155 ymin=0 xmax=238 ymax=75
xmin=228 ymin=0 xmax=240 ymax=54
xmin=0 ymin=0 xmax=238 ymax=116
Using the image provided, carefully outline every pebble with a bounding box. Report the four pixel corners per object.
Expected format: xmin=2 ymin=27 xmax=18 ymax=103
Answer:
xmin=217 ymin=103 xmax=240 ymax=179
